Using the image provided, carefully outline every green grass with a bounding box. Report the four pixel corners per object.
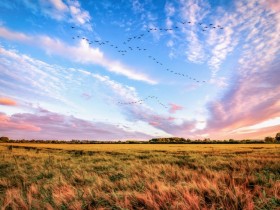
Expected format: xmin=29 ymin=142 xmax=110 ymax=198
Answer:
xmin=0 ymin=144 xmax=279 ymax=209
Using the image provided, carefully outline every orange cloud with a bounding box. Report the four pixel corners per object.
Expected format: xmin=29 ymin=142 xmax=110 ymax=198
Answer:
xmin=0 ymin=98 xmax=17 ymax=106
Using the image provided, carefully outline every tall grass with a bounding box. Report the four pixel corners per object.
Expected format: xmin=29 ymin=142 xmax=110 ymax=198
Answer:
xmin=0 ymin=144 xmax=279 ymax=209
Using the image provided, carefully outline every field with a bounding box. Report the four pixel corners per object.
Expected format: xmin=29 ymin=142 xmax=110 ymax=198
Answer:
xmin=0 ymin=143 xmax=279 ymax=210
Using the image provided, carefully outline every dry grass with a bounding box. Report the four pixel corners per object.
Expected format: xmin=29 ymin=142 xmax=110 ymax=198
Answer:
xmin=0 ymin=143 xmax=279 ymax=209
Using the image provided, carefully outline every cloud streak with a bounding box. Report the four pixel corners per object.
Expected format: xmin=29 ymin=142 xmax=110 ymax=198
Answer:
xmin=0 ymin=97 xmax=17 ymax=106
xmin=0 ymin=27 xmax=156 ymax=84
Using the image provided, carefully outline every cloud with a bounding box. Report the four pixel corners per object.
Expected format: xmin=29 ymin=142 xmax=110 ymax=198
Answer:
xmin=0 ymin=109 xmax=152 ymax=140
xmin=0 ymin=27 xmax=31 ymax=42
xmin=165 ymin=2 xmax=175 ymax=17
xmin=179 ymin=0 xmax=210 ymax=63
xmin=0 ymin=46 xmax=175 ymax=137
xmin=20 ymin=0 xmax=92 ymax=30
xmin=0 ymin=27 xmax=156 ymax=84
xmin=49 ymin=0 xmax=67 ymax=11
xmin=0 ymin=97 xmax=17 ymax=106
xmin=165 ymin=0 xmax=279 ymax=80
xmin=90 ymin=73 xmax=197 ymax=136
xmin=266 ymin=0 xmax=280 ymax=12
xmin=204 ymin=61 xmax=280 ymax=139
xmin=0 ymin=112 xmax=41 ymax=132
xmin=131 ymin=0 xmax=144 ymax=13
xmin=166 ymin=0 xmax=280 ymax=139
xmin=169 ymin=103 xmax=184 ymax=114
xmin=0 ymin=46 xmax=74 ymax=106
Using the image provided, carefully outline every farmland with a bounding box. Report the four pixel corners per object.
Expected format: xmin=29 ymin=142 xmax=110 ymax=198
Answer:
xmin=0 ymin=143 xmax=279 ymax=209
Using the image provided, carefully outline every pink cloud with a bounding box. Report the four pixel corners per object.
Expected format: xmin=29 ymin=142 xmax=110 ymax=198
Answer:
xmin=169 ymin=103 xmax=183 ymax=114
xmin=149 ymin=121 xmax=160 ymax=126
xmin=167 ymin=117 xmax=176 ymax=121
xmin=0 ymin=97 xmax=17 ymax=106
xmin=266 ymin=0 xmax=280 ymax=12
xmin=0 ymin=109 xmax=152 ymax=140
xmin=0 ymin=113 xmax=41 ymax=131
xmin=203 ymin=63 xmax=280 ymax=139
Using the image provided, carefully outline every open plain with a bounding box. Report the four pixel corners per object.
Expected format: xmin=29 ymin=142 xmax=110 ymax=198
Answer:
xmin=0 ymin=143 xmax=279 ymax=209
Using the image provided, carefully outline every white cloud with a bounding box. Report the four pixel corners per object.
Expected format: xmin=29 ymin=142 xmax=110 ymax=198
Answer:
xmin=0 ymin=46 xmax=75 ymax=108
xmin=165 ymin=2 xmax=175 ymax=17
xmin=21 ymin=0 xmax=92 ymax=30
xmin=0 ymin=26 xmax=157 ymax=84
xmin=0 ymin=27 xmax=31 ymax=42
xmin=179 ymin=0 xmax=210 ymax=63
xmin=49 ymin=0 xmax=67 ymax=11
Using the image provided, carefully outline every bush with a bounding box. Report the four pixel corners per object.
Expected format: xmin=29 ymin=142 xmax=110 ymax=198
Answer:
xmin=264 ymin=136 xmax=275 ymax=143
xmin=275 ymin=133 xmax=280 ymax=142
xmin=0 ymin=136 xmax=9 ymax=142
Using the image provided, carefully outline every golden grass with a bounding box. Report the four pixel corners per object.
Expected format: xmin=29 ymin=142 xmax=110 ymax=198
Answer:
xmin=0 ymin=143 xmax=279 ymax=209
xmin=1 ymin=142 xmax=279 ymax=152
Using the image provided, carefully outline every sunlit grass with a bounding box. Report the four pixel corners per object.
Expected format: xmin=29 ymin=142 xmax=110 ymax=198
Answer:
xmin=0 ymin=143 xmax=279 ymax=209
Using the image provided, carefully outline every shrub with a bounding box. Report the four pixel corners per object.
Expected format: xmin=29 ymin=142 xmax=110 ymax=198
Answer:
xmin=264 ymin=136 xmax=275 ymax=143
xmin=0 ymin=136 xmax=9 ymax=142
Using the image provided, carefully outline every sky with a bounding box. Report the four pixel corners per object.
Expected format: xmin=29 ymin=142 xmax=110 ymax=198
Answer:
xmin=0 ymin=0 xmax=279 ymax=140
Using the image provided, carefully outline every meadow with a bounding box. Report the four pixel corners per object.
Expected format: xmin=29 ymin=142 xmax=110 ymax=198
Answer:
xmin=0 ymin=143 xmax=279 ymax=210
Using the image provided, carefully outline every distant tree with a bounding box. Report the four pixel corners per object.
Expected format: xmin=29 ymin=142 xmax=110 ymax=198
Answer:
xmin=149 ymin=137 xmax=187 ymax=144
xmin=275 ymin=133 xmax=280 ymax=142
xmin=203 ymin=138 xmax=210 ymax=142
xmin=264 ymin=136 xmax=275 ymax=143
xmin=0 ymin=136 xmax=9 ymax=142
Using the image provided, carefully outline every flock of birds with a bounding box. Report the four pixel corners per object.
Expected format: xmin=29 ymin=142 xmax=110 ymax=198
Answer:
xmin=71 ymin=20 xmax=224 ymax=110
xmin=147 ymin=21 xmax=224 ymax=32
xmin=117 ymin=95 xmax=168 ymax=109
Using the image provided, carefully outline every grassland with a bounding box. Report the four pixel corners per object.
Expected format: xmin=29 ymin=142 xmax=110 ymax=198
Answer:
xmin=0 ymin=143 xmax=279 ymax=210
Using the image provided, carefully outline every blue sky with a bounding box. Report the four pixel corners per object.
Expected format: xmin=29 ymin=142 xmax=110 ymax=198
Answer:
xmin=0 ymin=0 xmax=279 ymax=140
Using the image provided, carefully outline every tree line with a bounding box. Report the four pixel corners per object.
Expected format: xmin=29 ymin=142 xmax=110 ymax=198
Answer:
xmin=0 ymin=133 xmax=279 ymax=144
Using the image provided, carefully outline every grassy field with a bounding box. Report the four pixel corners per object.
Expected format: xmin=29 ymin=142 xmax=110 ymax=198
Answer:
xmin=0 ymin=143 xmax=279 ymax=209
